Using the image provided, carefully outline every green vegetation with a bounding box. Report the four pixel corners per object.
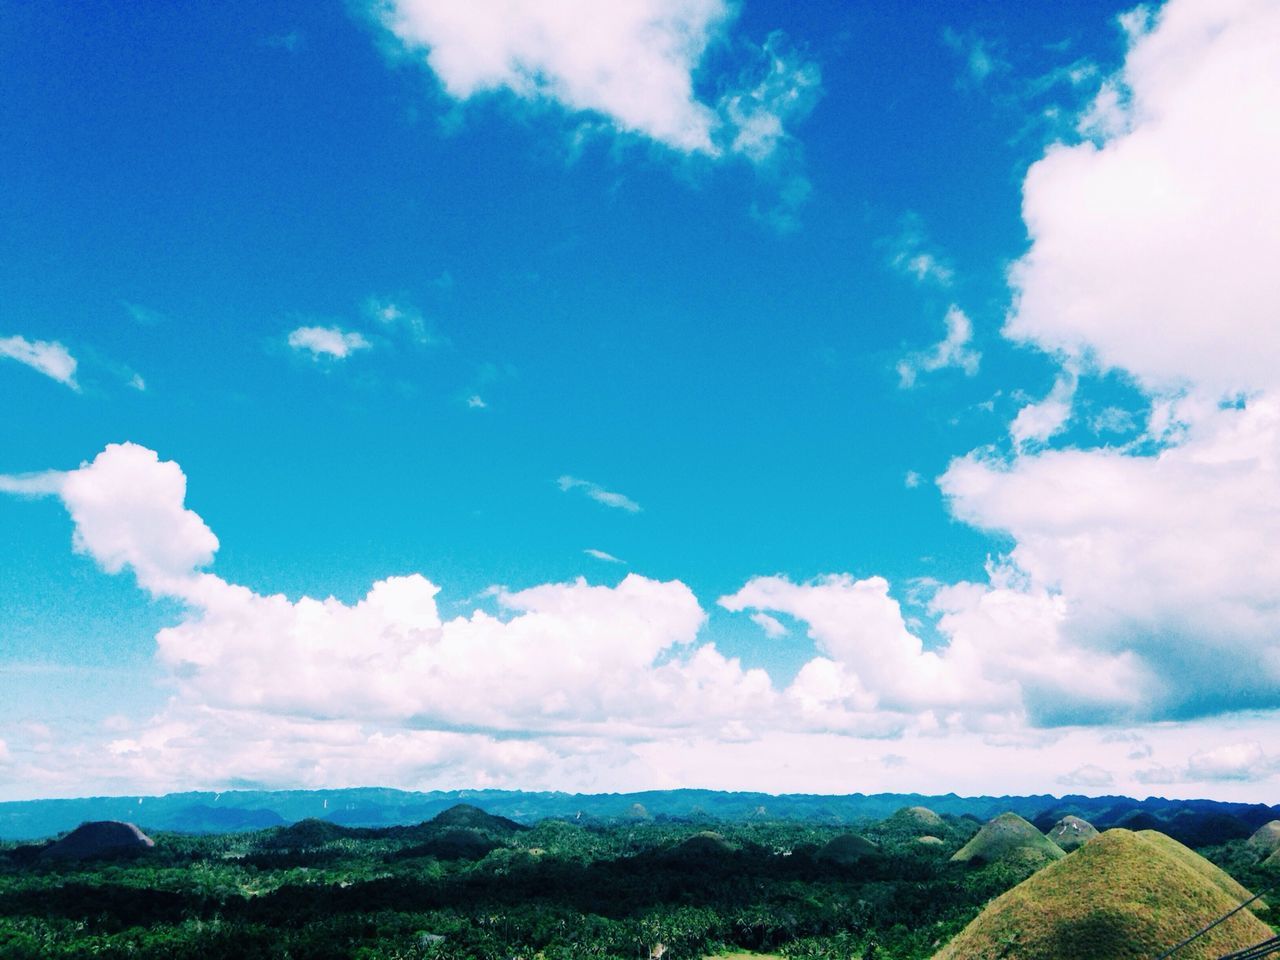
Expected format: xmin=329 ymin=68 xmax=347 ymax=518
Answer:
xmin=0 ymin=807 xmax=1272 ymax=960
xmin=933 ymin=829 xmax=1272 ymax=960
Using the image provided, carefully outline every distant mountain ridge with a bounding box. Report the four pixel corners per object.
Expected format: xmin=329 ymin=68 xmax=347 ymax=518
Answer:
xmin=0 ymin=787 xmax=1275 ymax=842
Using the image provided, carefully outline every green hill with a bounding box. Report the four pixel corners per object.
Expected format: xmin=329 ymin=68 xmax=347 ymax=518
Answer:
xmin=891 ymin=806 xmax=944 ymax=830
xmin=951 ymin=812 xmax=1065 ymax=867
xmin=428 ymin=803 xmax=527 ymax=833
xmin=817 ymin=833 xmax=878 ymax=864
xmin=663 ymin=831 xmax=735 ymax=861
xmin=1249 ymin=820 xmax=1280 ymax=856
xmin=933 ymin=830 xmax=1273 ymax=960
xmin=1046 ymin=815 xmax=1097 ymax=852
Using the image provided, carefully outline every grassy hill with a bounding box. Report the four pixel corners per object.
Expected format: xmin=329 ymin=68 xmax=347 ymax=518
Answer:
xmin=817 ymin=833 xmax=879 ymax=864
xmin=951 ymin=813 xmax=1065 ymax=867
xmin=1046 ymin=815 xmax=1097 ymax=852
xmin=1250 ymin=821 xmax=1280 ymax=856
xmin=933 ymin=829 xmax=1273 ymax=960
xmin=1135 ymin=829 xmax=1267 ymax=913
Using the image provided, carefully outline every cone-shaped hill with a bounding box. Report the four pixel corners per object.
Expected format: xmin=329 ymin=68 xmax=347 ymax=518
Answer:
xmin=260 ymin=817 xmax=356 ymax=850
xmin=661 ymin=831 xmax=734 ymax=862
xmin=41 ymin=821 xmax=154 ymax=860
xmin=817 ymin=833 xmax=879 ymax=865
xmin=1135 ymin=829 xmax=1267 ymax=913
xmin=886 ymin=806 xmax=945 ymax=834
xmin=951 ymin=813 xmax=1065 ymax=867
xmin=1249 ymin=820 xmax=1280 ymax=856
xmin=933 ymin=829 xmax=1273 ymax=960
xmin=428 ymin=804 xmax=527 ymax=833
xmin=1046 ymin=815 xmax=1098 ymax=852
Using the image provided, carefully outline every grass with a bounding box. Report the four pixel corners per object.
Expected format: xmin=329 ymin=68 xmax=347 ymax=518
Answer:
xmin=951 ymin=813 xmax=1066 ymax=867
xmin=933 ymin=829 xmax=1274 ymax=960
xmin=1135 ymin=829 xmax=1266 ymax=912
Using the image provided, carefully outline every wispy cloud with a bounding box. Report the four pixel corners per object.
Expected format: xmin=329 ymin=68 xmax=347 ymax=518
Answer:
xmin=942 ymin=27 xmax=1010 ymax=88
xmin=750 ymin=611 xmax=787 ymax=638
xmin=466 ymin=394 xmax=487 ymax=409
xmin=0 ymin=334 xmax=79 ymax=389
xmin=287 ymin=325 xmax=371 ymax=360
xmin=897 ymin=305 xmax=980 ymax=387
xmin=886 ymin=215 xmax=954 ymax=286
xmin=365 ymin=297 xmax=439 ymax=346
xmin=584 ymin=548 xmax=625 ymax=564
xmin=0 ymin=469 xmax=63 ymax=496
xmin=558 ymin=475 xmax=641 ymax=513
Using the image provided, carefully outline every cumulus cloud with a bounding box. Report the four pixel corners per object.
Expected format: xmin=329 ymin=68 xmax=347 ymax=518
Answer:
xmin=287 ymin=325 xmax=371 ymax=359
xmin=5 ymin=445 xmax=773 ymax=750
xmin=1186 ymin=741 xmax=1272 ymax=782
xmin=369 ymin=0 xmax=818 ymax=163
xmin=557 ymin=475 xmax=641 ymax=512
xmin=0 ymin=335 xmax=79 ymax=389
xmin=1005 ymin=0 xmax=1280 ymax=395
xmin=897 ymin=305 xmax=981 ymax=387
xmin=942 ymin=396 xmax=1280 ymax=722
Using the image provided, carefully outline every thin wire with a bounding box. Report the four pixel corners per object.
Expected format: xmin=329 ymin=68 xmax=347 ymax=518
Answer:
xmin=1152 ymin=884 xmax=1274 ymax=960
xmin=1215 ymin=936 xmax=1280 ymax=960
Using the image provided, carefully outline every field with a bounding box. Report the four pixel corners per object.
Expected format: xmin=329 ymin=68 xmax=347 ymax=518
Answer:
xmin=0 ymin=804 xmax=1275 ymax=960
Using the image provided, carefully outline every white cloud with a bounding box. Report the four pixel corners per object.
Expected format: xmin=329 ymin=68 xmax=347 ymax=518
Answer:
xmin=466 ymin=394 xmax=487 ymax=409
xmin=887 ymin=216 xmax=955 ymax=286
xmin=287 ymin=325 xmax=371 ymax=359
xmin=0 ymin=335 xmax=79 ymax=389
xmin=749 ymin=612 xmax=787 ymax=638
xmin=557 ymin=475 xmax=641 ymax=512
xmin=942 ymin=28 xmax=1008 ymax=87
xmin=904 ymin=470 xmax=922 ymax=489
xmin=1005 ymin=0 xmax=1280 ymax=396
xmin=5 ymin=445 xmax=771 ymax=749
xmin=365 ymin=297 xmax=435 ymax=345
xmin=128 ymin=373 xmax=147 ymax=392
xmin=369 ymin=0 xmax=817 ymax=162
xmin=0 ymin=470 xmax=64 ymax=497
xmin=1186 ymin=741 xmax=1271 ymax=782
xmin=1057 ymin=763 xmax=1114 ymax=788
xmin=1009 ymin=370 xmax=1077 ymax=449
xmin=584 ymin=548 xmax=625 ymax=564
xmin=720 ymin=31 xmax=821 ymax=163
xmin=942 ymin=396 xmax=1280 ymax=722
xmin=897 ymin=305 xmax=981 ymax=387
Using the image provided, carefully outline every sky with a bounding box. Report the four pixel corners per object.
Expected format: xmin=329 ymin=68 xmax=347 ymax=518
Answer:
xmin=1 ymin=0 xmax=1278 ymax=803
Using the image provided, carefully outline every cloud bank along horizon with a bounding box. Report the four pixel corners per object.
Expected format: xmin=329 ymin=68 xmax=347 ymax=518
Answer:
xmin=2 ymin=0 xmax=1280 ymax=799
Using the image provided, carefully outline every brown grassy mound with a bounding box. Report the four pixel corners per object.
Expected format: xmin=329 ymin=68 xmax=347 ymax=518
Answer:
xmin=887 ymin=806 xmax=945 ymax=832
xmin=951 ymin=813 xmax=1065 ymax=867
xmin=1046 ymin=815 xmax=1098 ymax=852
xmin=933 ymin=830 xmax=1273 ymax=960
xmin=1134 ymin=829 xmax=1266 ymax=912
xmin=1248 ymin=821 xmax=1280 ymax=856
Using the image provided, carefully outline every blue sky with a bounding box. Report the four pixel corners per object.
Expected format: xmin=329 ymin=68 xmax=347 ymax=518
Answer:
xmin=2 ymin=0 xmax=1278 ymax=801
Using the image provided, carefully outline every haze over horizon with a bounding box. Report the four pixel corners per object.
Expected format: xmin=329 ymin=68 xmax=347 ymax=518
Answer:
xmin=2 ymin=0 xmax=1278 ymax=804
